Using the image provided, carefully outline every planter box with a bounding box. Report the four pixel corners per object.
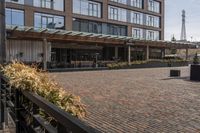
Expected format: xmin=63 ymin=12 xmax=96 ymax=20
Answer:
xmin=190 ymin=65 xmax=200 ymax=81
xmin=170 ymin=70 xmax=180 ymax=77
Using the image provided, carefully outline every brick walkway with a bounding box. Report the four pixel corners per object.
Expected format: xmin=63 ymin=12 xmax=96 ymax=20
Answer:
xmin=50 ymin=67 xmax=200 ymax=133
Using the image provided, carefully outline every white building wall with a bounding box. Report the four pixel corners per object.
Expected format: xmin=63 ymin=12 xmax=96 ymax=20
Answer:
xmin=6 ymin=39 xmax=51 ymax=62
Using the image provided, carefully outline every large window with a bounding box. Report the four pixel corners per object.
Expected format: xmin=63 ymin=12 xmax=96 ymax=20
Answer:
xmin=130 ymin=0 xmax=143 ymax=8
xmin=88 ymin=2 xmax=99 ymax=17
xmin=108 ymin=6 xmax=127 ymax=22
xmin=6 ymin=8 xmax=24 ymax=26
xmin=110 ymin=0 xmax=143 ymax=8
xmin=146 ymin=30 xmax=160 ymax=40
xmin=73 ymin=18 xmax=102 ymax=34
xmin=107 ymin=24 xmax=127 ymax=36
xmin=110 ymin=0 xmax=127 ymax=5
xmin=109 ymin=6 xmax=118 ymax=20
xmin=34 ymin=0 xmax=64 ymax=11
xmin=73 ymin=0 xmax=101 ymax=18
xmin=146 ymin=14 xmax=160 ymax=27
xmin=148 ymin=0 xmax=160 ymax=13
xmin=130 ymin=11 xmax=143 ymax=25
xmin=6 ymin=0 xmax=24 ymax=4
xmin=34 ymin=13 xmax=65 ymax=29
xmin=132 ymin=28 xmax=143 ymax=39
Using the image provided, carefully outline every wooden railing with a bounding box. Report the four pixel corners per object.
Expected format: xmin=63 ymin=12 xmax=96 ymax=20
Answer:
xmin=0 ymin=75 xmax=100 ymax=133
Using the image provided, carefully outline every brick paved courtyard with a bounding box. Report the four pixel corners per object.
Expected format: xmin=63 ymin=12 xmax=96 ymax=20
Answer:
xmin=50 ymin=67 xmax=200 ymax=133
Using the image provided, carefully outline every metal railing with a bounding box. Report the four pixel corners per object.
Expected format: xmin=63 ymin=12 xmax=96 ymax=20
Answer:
xmin=0 ymin=75 xmax=99 ymax=133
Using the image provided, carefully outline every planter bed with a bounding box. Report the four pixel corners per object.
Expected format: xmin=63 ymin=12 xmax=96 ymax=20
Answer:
xmin=108 ymin=61 xmax=189 ymax=70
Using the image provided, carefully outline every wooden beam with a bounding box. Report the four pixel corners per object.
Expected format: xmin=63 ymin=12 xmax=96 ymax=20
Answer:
xmin=40 ymin=29 xmax=48 ymax=33
xmin=25 ymin=27 xmax=33 ymax=32
xmin=43 ymin=38 xmax=48 ymax=70
xmin=12 ymin=26 xmax=18 ymax=32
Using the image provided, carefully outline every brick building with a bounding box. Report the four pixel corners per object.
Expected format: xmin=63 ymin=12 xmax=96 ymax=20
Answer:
xmin=4 ymin=0 xmax=195 ymax=68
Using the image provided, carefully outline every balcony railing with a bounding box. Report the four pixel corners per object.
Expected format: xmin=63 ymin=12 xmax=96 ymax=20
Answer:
xmin=0 ymin=74 xmax=100 ymax=133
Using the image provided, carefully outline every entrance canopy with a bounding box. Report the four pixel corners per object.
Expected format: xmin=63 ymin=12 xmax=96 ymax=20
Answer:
xmin=6 ymin=25 xmax=197 ymax=49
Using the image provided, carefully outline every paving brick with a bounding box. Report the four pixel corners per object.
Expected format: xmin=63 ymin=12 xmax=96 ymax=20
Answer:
xmin=51 ymin=67 xmax=200 ymax=133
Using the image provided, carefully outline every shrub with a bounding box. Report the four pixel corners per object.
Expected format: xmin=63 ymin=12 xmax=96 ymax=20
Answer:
xmin=193 ymin=53 xmax=200 ymax=64
xmin=106 ymin=61 xmax=147 ymax=69
xmin=1 ymin=62 xmax=86 ymax=119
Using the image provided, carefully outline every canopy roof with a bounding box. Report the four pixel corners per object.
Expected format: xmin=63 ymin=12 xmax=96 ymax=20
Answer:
xmin=6 ymin=25 xmax=197 ymax=49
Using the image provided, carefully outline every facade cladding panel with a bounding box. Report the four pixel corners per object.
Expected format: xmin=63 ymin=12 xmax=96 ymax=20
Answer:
xmin=5 ymin=0 xmax=164 ymax=40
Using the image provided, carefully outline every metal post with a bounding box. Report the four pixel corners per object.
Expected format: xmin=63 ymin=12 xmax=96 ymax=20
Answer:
xmin=0 ymin=77 xmax=5 ymax=130
xmin=128 ymin=45 xmax=131 ymax=65
xmin=15 ymin=89 xmax=20 ymax=133
xmin=114 ymin=47 xmax=118 ymax=59
xmin=43 ymin=38 xmax=48 ymax=70
xmin=95 ymin=53 xmax=98 ymax=68
xmin=161 ymin=49 xmax=165 ymax=59
xmin=0 ymin=0 xmax=6 ymax=63
xmin=146 ymin=45 xmax=149 ymax=60
xmin=186 ymin=48 xmax=188 ymax=60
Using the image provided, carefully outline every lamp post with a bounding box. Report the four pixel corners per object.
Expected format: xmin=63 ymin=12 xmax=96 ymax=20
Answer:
xmin=0 ymin=0 xmax=6 ymax=64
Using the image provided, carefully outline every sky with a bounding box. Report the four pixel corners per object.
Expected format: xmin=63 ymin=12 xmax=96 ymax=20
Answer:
xmin=165 ymin=0 xmax=200 ymax=41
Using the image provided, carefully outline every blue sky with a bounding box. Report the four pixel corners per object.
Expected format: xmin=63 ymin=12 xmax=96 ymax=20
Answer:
xmin=165 ymin=0 xmax=200 ymax=41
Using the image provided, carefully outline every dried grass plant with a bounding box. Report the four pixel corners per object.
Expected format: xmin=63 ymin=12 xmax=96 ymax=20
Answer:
xmin=1 ymin=61 xmax=86 ymax=119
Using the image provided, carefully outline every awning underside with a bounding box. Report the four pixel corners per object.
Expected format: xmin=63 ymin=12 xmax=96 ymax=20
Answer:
xmin=6 ymin=25 xmax=197 ymax=49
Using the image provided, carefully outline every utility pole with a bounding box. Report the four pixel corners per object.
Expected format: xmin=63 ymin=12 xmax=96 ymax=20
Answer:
xmin=0 ymin=0 xmax=6 ymax=64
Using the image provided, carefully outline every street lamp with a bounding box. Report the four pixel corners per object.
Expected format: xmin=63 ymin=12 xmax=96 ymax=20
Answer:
xmin=0 ymin=0 xmax=6 ymax=63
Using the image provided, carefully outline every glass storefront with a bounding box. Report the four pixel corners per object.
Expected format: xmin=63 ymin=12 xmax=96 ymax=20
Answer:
xmin=50 ymin=48 xmax=103 ymax=68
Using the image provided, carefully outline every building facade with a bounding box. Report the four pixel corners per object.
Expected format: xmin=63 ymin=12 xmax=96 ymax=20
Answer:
xmin=5 ymin=0 xmax=191 ymax=68
xmin=6 ymin=0 xmax=164 ymax=39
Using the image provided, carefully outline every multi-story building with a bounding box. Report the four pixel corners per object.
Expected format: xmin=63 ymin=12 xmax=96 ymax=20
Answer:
xmin=4 ymin=0 xmax=194 ymax=68
xmin=6 ymin=0 xmax=164 ymax=39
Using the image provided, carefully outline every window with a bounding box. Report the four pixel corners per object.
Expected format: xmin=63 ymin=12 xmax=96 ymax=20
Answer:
xmin=130 ymin=0 xmax=143 ymax=8
xmin=6 ymin=0 xmax=24 ymax=4
xmin=88 ymin=2 xmax=99 ymax=17
xmin=146 ymin=30 xmax=160 ymax=40
xmin=132 ymin=28 xmax=143 ymax=39
xmin=109 ymin=7 xmax=118 ymax=20
xmin=41 ymin=0 xmax=52 ymax=8
xmin=148 ymin=0 xmax=160 ymax=13
xmin=107 ymin=24 xmax=127 ymax=36
xmin=6 ymin=8 xmax=24 ymax=26
xmin=130 ymin=11 xmax=143 ymax=25
xmin=73 ymin=0 xmax=101 ymax=18
xmin=34 ymin=13 xmax=65 ymax=29
xmin=72 ymin=18 xmax=102 ymax=34
xmin=146 ymin=14 xmax=160 ymax=27
xmin=110 ymin=0 xmax=127 ymax=5
xmin=34 ymin=0 xmax=64 ymax=11
xmin=108 ymin=6 xmax=127 ymax=22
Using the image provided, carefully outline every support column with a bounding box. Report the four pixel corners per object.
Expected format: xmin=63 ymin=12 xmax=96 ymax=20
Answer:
xmin=65 ymin=0 xmax=73 ymax=30
xmin=161 ymin=49 xmax=165 ymax=58
xmin=114 ymin=47 xmax=118 ymax=59
xmin=43 ymin=38 xmax=48 ymax=70
xmin=0 ymin=0 xmax=6 ymax=63
xmin=128 ymin=45 xmax=131 ymax=65
xmin=146 ymin=45 xmax=149 ymax=60
xmin=186 ymin=48 xmax=189 ymax=60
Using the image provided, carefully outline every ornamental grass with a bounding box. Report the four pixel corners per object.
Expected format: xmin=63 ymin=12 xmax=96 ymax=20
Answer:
xmin=1 ymin=62 xmax=86 ymax=119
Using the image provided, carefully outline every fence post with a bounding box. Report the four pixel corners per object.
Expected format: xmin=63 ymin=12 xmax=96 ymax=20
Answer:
xmin=15 ymin=89 xmax=20 ymax=133
xmin=57 ymin=123 xmax=68 ymax=133
xmin=0 ymin=76 xmax=5 ymax=129
xmin=32 ymin=103 xmax=39 ymax=129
